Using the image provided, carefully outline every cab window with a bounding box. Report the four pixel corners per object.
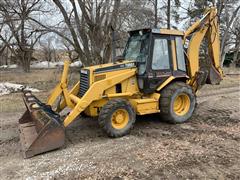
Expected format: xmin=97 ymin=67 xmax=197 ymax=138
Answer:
xmin=152 ymin=38 xmax=170 ymax=70
xmin=175 ymin=37 xmax=186 ymax=71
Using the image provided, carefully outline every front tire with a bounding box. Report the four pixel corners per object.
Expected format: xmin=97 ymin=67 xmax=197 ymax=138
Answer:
xmin=159 ymin=82 xmax=196 ymax=123
xmin=98 ymin=99 xmax=136 ymax=137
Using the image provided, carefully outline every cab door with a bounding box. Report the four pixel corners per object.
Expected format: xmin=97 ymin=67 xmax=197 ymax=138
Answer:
xmin=141 ymin=34 xmax=173 ymax=94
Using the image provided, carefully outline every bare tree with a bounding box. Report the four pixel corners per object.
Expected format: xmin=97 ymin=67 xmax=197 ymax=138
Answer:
xmin=149 ymin=0 xmax=181 ymax=29
xmin=0 ymin=0 xmax=47 ymax=72
xmin=39 ymin=36 xmax=57 ymax=67
xmin=33 ymin=0 xmax=121 ymax=65
xmin=119 ymin=1 xmax=156 ymax=30
xmin=220 ymin=4 xmax=240 ymax=65
xmin=0 ymin=12 xmax=13 ymax=65
xmin=187 ymin=0 xmax=240 ymax=66
xmin=231 ymin=17 xmax=240 ymax=67
xmin=148 ymin=0 xmax=158 ymax=28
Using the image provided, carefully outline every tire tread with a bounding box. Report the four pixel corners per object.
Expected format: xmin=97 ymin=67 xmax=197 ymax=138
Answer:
xmin=98 ymin=99 xmax=135 ymax=138
xmin=159 ymin=82 xmax=196 ymax=123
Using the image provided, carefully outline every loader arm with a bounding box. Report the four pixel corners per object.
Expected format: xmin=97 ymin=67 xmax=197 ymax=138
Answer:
xmin=184 ymin=7 xmax=223 ymax=91
xmin=47 ymin=61 xmax=79 ymax=110
xmin=44 ymin=60 xmax=137 ymax=127
xmin=63 ymin=69 xmax=136 ymax=127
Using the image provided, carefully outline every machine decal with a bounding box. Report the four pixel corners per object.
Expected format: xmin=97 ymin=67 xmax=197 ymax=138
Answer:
xmin=94 ymin=62 xmax=136 ymax=73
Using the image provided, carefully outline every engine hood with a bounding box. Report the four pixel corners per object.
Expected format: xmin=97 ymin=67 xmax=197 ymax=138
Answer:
xmin=82 ymin=60 xmax=136 ymax=74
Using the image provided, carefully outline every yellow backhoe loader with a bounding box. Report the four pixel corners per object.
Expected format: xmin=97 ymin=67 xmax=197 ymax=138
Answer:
xmin=19 ymin=7 xmax=223 ymax=158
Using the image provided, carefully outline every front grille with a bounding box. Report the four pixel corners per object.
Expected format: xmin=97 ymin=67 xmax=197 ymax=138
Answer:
xmin=79 ymin=70 xmax=89 ymax=97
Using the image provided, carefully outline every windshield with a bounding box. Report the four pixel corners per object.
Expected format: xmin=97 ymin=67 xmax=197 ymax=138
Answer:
xmin=123 ymin=33 xmax=149 ymax=62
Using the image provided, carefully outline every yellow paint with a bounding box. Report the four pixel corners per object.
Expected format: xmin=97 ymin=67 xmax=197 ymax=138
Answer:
xmin=184 ymin=7 xmax=223 ymax=90
xmin=160 ymin=29 xmax=184 ymax=36
xmin=171 ymin=40 xmax=177 ymax=70
xmin=156 ymin=76 xmax=175 ymax=91
xmin=84 ymin=99 xmax=108 ymax=116
xmin=111 ymin=109 xmax=129 ymax=129
xmin=63 ymin=69 xmax=137 ymax=127
xmin=94 ymin=74 xmax=106 ymax=82
xmin=173 ymin=93 xmax=190 ymax=116
xmin=62 ymin=88 xmax=75 ymax=108
xmin=69 ymin=94 xmax=81 ymax=104
xmin=187 ymin=26 xmax=208 ymax=78
xmin=61 ymin=61 xmax=70 ymax=84
xmin=47 ymin=84 xmax=62 ymax=106
xmin=56 ymin=82 xmax=80 ymax=112
xmin=129 ymin=97 xmax=160 ymax=115
xmin=85 ymin=60 xmax=134 ymax=72
xmin=107 ymin=92 xmax=133 ymax=98
xmin=207 ymin=10 xmax=223 ymax=77
xmin=149 ymin=93 xmax=161 ymax=101
xmin=47 ymin=60 xmax=75 ymax=109
xmin=184 ymin=10 xmax=211 ymax=40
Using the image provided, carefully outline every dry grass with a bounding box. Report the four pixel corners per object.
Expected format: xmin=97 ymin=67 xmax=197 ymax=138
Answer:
xmin=223 ymin=67 xmax=240 ymax=74
xmin=1 ymin=67 xmax=79 ymax=87
xmin=0 ymin=92 xmax=50 ymax=113
xmin=0 ymin=68 xmax=79 ymax=113
xmin=1 ymin=69 xmax=60 ymax=84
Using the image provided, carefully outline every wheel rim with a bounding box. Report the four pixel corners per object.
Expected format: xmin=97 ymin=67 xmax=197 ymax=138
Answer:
xmin=111 ymin=109 xmax=129 ymax=129
xmin=173 ymin=93 xmax=191 ymax=116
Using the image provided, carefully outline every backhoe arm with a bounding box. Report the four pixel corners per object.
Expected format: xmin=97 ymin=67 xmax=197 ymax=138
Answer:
xmin=184 ymin=7 xmax=223 ymax=91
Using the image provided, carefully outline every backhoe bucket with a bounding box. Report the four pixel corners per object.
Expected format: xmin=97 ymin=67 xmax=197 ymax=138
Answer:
xmin=206 ymin=64 xmax=222 ymax=85
xmin=19 ymin=91 xmax=65 ymax=158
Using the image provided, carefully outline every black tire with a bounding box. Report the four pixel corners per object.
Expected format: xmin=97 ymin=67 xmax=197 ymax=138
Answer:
xmin=80 ymin=111 xmax=89 ymax=117
xmin=159 ymin=82 xmax=196 ymax=123
xmin=98 ymin=99 xmax=136 ymax=138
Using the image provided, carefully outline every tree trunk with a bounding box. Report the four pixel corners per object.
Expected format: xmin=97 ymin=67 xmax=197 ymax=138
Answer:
xmin=19 ymin=49 xmax=32 ymax=73
xmin=221 ymin=45 xmax=229 ymax=67
xmin=22 ymin=58 xmax=30 ymax=72
xmin=154 ymin=0 xmax=158 ymax=28
xmin=232 ymin=41 xmax=240 ymax=67
xmin=167 ymin=0 xmax=171 ymax=29
xmin=5 ymin=47 xmax=8 ymax=65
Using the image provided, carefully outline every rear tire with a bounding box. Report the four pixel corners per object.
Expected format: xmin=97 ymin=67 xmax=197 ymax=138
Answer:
xmin=159 ymin=82 xmax=196 ymax=123
xmin=98 ymin=99 xmax=136 ymax=138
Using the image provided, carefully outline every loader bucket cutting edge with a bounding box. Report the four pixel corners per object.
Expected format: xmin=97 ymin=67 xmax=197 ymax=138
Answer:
xmin=19 ymin=91 xmax=65 ymax=158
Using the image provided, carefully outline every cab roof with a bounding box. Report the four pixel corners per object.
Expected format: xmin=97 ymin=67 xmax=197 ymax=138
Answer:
xmin=129 ymin=28 xmax=184 ymax=36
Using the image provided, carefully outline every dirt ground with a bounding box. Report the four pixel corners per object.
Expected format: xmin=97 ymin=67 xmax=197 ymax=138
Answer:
xmin=0 ymin=68 xmax=240 ymax=179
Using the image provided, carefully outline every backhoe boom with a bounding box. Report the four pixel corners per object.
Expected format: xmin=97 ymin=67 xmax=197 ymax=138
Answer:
xmin=184 ymin=7 xmax=223 ymax=90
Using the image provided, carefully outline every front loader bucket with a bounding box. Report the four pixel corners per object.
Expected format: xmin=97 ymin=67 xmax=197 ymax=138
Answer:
xmin=19 ymin=91 xmax=65 ymax=158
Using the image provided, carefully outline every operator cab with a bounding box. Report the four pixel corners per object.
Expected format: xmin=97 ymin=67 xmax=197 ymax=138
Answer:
xmin=123 ymin=28 xmax=188 ymax=94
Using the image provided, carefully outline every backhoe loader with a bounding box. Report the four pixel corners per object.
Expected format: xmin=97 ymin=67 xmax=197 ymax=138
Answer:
xmin=19 ymin=7 xmax=223 ymax=158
